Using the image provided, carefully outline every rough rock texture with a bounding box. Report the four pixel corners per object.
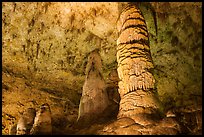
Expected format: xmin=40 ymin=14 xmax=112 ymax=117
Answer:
xmin=77 ymin=50 xmax=109 ymax=127
xmin=2 ymin=2 xmax=202 ymax=135
xmin=16 ymin=108 xmax=36 ymax=135
xmin=30 ymin=103 xmax=52 ymax=135
xmin=97 ymin=3 xmax=180 ymax=135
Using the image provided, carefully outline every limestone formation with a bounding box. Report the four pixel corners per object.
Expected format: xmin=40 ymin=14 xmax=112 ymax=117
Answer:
xmin=77 ymin=49 xmax=110 ymax=127
xmin=106 ymin=69 xmax=120 ymax=104
xmin=116 ymin=2 xmax=162 ymax=123
xmin=100 ymin=3 xmax=181 ymax=135
xmin=2 ymin=2 xmax=202 ymax=135
xmin=30 ymin=103 xmax=52 ymax=135
xmin=16 ymin=108 xmax=36 ymax=135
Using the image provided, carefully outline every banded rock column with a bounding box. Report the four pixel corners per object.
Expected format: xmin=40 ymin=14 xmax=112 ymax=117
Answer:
xmin=116 ymin=3 xmax=163 ymax=125
xmin=99 ymin=3 xmax=180 ymax=135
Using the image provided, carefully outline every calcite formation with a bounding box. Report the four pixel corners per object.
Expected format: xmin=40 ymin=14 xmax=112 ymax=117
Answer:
xmin=15 ymin=108 xmax=36 ymax=135
xmin=30 ymin=103 xmax=52 ymax=135
xmin=116 ymin=3 xmax=162 ymax=120
xmin=99 ymin=3 xmax=180 ymax=135
xmin=77 ymin=50 xmax=110 ymax=127
xmin=2 ymin=2 xmax=202 ymax=135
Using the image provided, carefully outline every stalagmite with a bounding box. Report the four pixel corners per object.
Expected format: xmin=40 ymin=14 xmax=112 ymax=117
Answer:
xmin=16 ymin=108 xmax=36 ymax=135
xmin=77 ymin=49 xmax=110 ymax=127
xmin=100 ymin=3 xmax=180 ymax=135
xmin=30 ymin=103 xmax=52 ymax=135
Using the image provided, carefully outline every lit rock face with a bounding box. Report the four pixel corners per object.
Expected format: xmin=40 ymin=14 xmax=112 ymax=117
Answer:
xmin=77 ymin=50 xmax=110 ymax=127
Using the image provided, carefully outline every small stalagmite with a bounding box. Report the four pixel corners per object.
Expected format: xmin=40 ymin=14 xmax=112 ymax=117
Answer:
xmin=77 ymin=49 xmax=110 ymax=127
xmin=16 ymin=108 xmax=36 ymax=135
xmin=30 ymin=103 xmax=52 ymax=135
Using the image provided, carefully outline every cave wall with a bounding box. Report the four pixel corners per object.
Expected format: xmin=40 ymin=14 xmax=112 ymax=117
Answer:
xmin=2 ymin=2 xmax=202 ymax=135
xmin=147 ymin=2 xmax=202 ymax=108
